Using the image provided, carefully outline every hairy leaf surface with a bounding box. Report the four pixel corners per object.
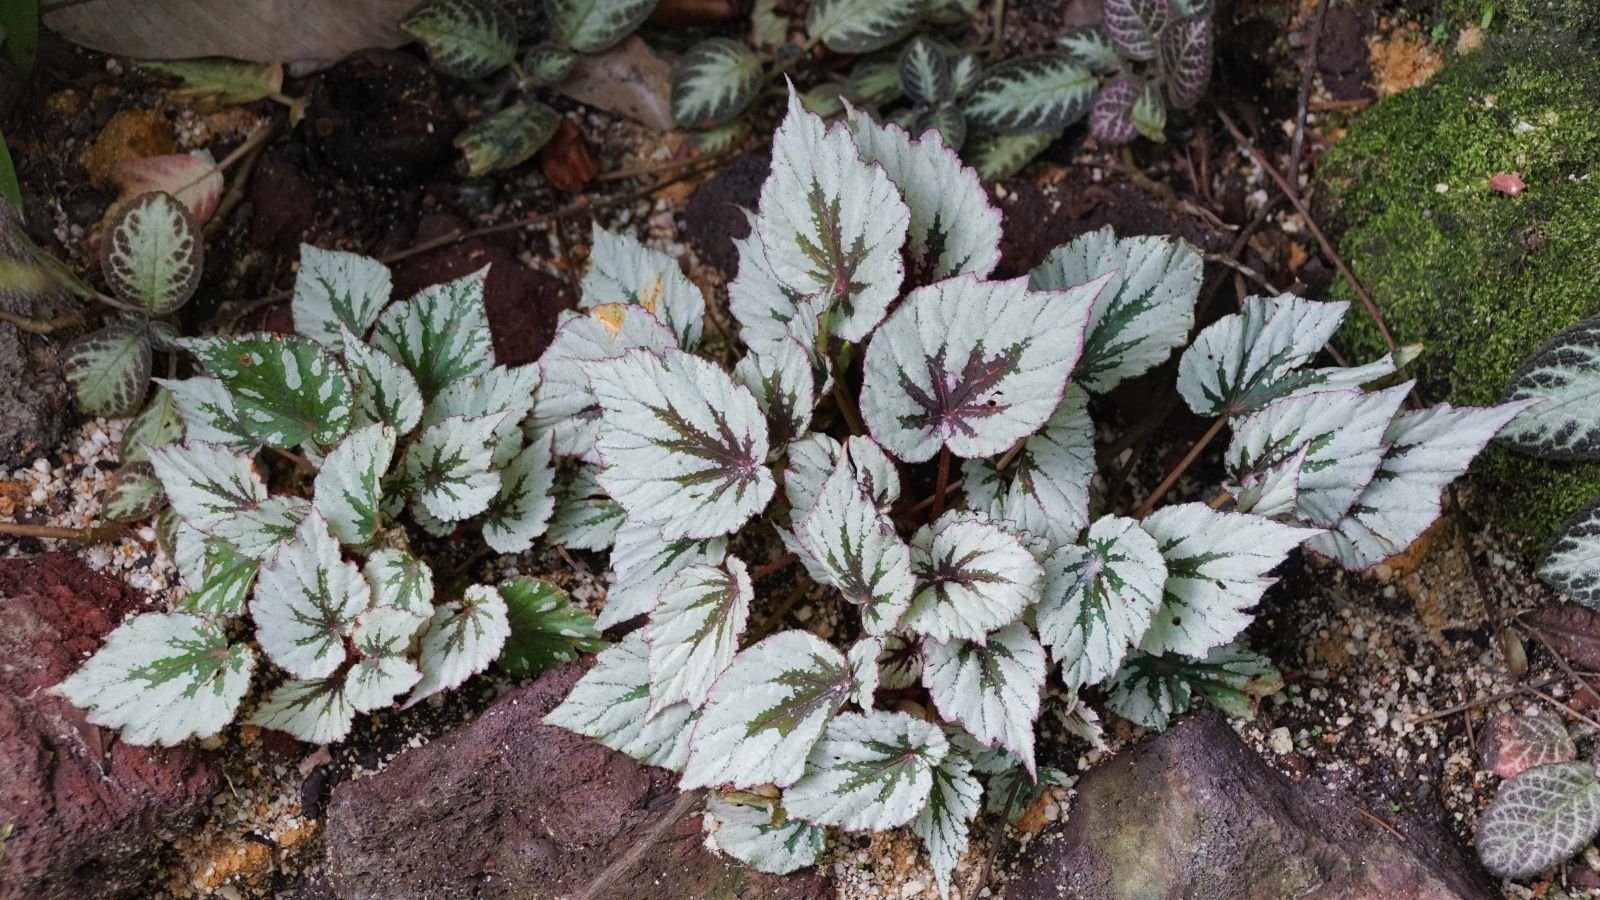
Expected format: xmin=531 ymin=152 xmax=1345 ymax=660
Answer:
xmin=902 ymin=511 xmax=1044 ymax=643
xmin=1058 ymin=25 xmax=1122 ymax=73
xmin=646 ymin=558 xmax=752 ymax=712
xmin=1481 ymin=711 xmax=1577 ymax=780
xmin=963 ymin=130 xmax=1058 ymax=180
xmin=921 ymin=623 xmax=1045 ymax=774
xmin=122 ymin=387 xmax=184 ymax=463
xmin=1038 ymin=515 xmax=1167 ymax=688
xmin=455 ymin=101 xmax=561 ymax=177
xmin=1103 ymin=0 xmax=1169 ymax=60
xmin=1161 ymin=16 xmax=1212 ymax=109
xmin=1542 ymin=500 xmax=1600 ymax=609
xmin=100 ymin=191 xmax=202 ymax=313
xmin=249 ymin=677 xmax=356 ymax=744
xmin=899 ymin=36 xmax=951 ymax=104
xmin=544 ymin=630 xmax=697 ymax=770
xmin=103 ymin=462 xmax=165 ymax=523
xmin=784 ymin=711 xmax=948 ymax=831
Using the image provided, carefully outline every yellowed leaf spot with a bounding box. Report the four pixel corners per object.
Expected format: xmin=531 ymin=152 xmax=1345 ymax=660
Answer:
xmin=639 ymin=270 xmax=665 ymax=316
xmin=590 ymin=302 xmax=629 ymax=336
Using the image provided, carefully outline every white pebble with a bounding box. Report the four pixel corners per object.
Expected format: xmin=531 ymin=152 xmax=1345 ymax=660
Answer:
xmin=1268 ymin=727 xmax=1293 ymax=755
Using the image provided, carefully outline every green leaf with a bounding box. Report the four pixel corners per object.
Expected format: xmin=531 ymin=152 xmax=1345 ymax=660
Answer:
xmin=602 ymin=519 xmax=727 ymax=629
xmin=147 ymin=440 xmax=267 ymax=530
xmin=1477 ymin=761 xmax=1600 ymax=879
xmin=54 ymin=611 xmax=255 ymax=746
xmin=544 ymin=630 xmax=698 ymax=770
xmin=1131 ymin=80 xmax=1167 ymax=142
xmin=961 ymin=384 xmax=1095 ymax=549
xmin=483 ymin=432 xmax=558 ymax=553
xmin=672 ymin=38 xmax=764 ymax=130
xmin=522 ymin=43 xmax=578 ymax=86
xmin=177 ymin=536 xmax=257 ymax=619
xmin=65 ymin=323 xmax=152 ymax=417
xmin=498 ymin=576 xmax=605 ymax=678
xmin=899 ymin=36 xmax=952 ymax=105
xmin=100 ymin=191 xmax=203 ymax=313
xmin=546 ymin=0 xmax=659 ymax=53
xmin=401 ymin=0 xmax=517 ymax=79
xmin=645 ymin=558 xmax=752 ymax=712
xmin=122 ymin=386 xmax=184 ymax=462
xmin=312 ymin=423 xmax=395 ymax=548
xmin=805 ymin=0 xmax=923 ymax=54
xmin=1037 ymin=515 xmax=1167 ymax=689
xmin=291 ymin=246 xmax=392 ymax=351
xmin=184 ymin=332 xmax=353 ymax=449
xmin=139 ymin=58 xmax=284 ymax=105
xmin=582 ymin=225 xmax=706 ymax=349
xmin=102 ymin=462 xmax=166 ymax=523
xmin=1107 ymin=643 xmax=1283 ymax=729
xmin=922 ymin=623 xmax=1045 ymax=774
xmin=705 ymin=795 xmax=826 ymax=875
xmin=364 ymin=548 xmax=436 ymax=617
xmin=251 ymin=512 xmax=370 ymax=679
xmin=546 ymin=461 xmax=625 ymax=550
xmin=0 ymin=127 xmax=20 ymax=213
xmin=961 ymin=129 xmax=1057 ymax=180
xmin=963 ymin=53 xmax=1097 ymax=133
xmin=844 ymin=52 xmax=905 ymax=108
xmin=402 ymin=414 xmax=507 ymax=522
xmin=340 ymin=328 xmax=425 ymax=435
xmin=455 ymin=101 xmax=562 ymax=177
xmin=902 ymin=511 xmax=1044 ymax=644
xmin=1058 ymin=25 xmax=1122 ymax=74
xmin=372 ymin=265 xmax=494 ymax=398
xmin=0 ymin=0 xmax=38 ymax=76
xmin=913 ymin=740 xmax=982 ymax=898
xmin=783 ymin=710 xmax=948 ymax=831
xmin=407 ymin=582 xmax=512 ymax=704
xmin=690 ymin=117 xmax=753 ymax=153
xmin=1500 ymin=316 xmax=1600 ymax=459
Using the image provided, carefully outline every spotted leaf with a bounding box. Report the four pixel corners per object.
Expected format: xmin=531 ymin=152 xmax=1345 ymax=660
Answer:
xmin=100 ymin=191 xmax=202 ymax=313
xmin=783 ymin=710 xmax=948 ymax=831
xmin=1038 ymin=515 xmax=1167 ymax=689
xmin=401 ymin=0 xmax=517 ymax=79
xmin=184 ymin=333 xmax=353 ymax=449
xmin=544 ymin=630 xmax=698 ymax=770
xmin=498 ymin=576 xmax=605 ymax=678
xmin=646 ymin=558 xmax=752 ymax=713
xmin=902 ymin=511 xmax=1044 ymax=644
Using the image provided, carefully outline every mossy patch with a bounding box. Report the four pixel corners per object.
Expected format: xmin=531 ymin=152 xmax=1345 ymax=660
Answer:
xmin=1319 ymin=33 xmax=1600 ymax=545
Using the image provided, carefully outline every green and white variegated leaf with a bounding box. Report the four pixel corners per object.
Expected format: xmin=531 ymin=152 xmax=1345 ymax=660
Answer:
xmin=963 ymin=129 xmax=1058 ymax=180
xmin=877 ymin=631 xmax=923 ymax=690
xmin=522 ymin=43 xmax=578 ymax=86
xmin=583 ymin=226 xmax=706 ymax=350
xmin=1308 ymin=401 xmax=1535 ymax=571
xmin=804 ymin=0 xmax=923 ymax=53
xmin=1226 ymin=385 xmax=1408 ymax=527
xmin=756 ymin=90 xmax=910 ymax=343
xmin=846 ymin=107 xmax=1002 ymax=282
xmin=947 ymin=724 xmax=1017 ymax=776
xmin=783 ymin=710 xmax=948 ymax=831
xmin=790 ymin=450 xmax=915 ymax=635
xmin=1232 ymin=443 xmax=1307 ymax=518
xmin=1500 ymin=317 xmax=1600 ymax=459
xmin=148 ymin=440 xmax=267 ymax=529
xmin=848 ymin=637 xmax=881 ymax=710
xmin=862 ymin=275 xmax=1104 ymax=462
xmin=672 ymin=38 xmax=764 ymax=129
xmin=158 ymin=376 xmax=255 ymax=451
xmin=65 ymin=323 xmax=152 ymax=417
xmin=546 ymin=0 xmax=659 ymax=53
xmin=400 ymin=0 xmax=517 ymax=79
xmin=1029 ymin=227 xmax=1203 ymax=393
xmin=705 ymin=795 xmax=826 ymax=876
xmin=291 ymin=245 xmax=391 ymax=350
xmin=364 ymin=548 xmax=435 ymax=617
xmin=602 ymin=519 xmax=727 ymax=629
xmin=103 ymin=463 xmax=165 ymax=522
xmin=1058 ymin=25 xmax=1122 ymax=73
xmin=1477 ymin=760 xmax=1600 ymax=879
xmin=410 ymin=358 xmax=538 ymax=465
xmin=212 ymin=495 xmax=309 ymax=560
xmin=1058 ymin=691 xmax=1108 ymax=750
xmin=499 ymin=576 xmax=605 ymax=677
xmin=646 ymin=558 xmax=752 ymax=713
xmin=546 ymin=461 xmax=625 ymax=550
xmin=251 ymin=512 xmax=370 ymax=679
xmin=782 ymin=432 xmax=901 ymax=518
xmin=734 ymin=337 xmax=816 ymax=451
xmin=313 ymin=423 xmax=395 ymax=548
xmin=949 ymin=53 xmax=982 ymax=98
xmin=913 ymin=744 xmax=982 ymax=899
xmin=249 ymin=677 xmax=356 ymax=744
xmin=122 ymin=387 xmax=184 ymax=463
xmin=1176 ymin=294 xmax=1349 ymax=418
xmin=588 ymin=348 xmax=774 ymax=540
xmin=545 ymin=630 xmax=697 ymax=770
xmin=844 ymin=52 xmax=905 ymax=108
xmin=922 ymin=623 xmax=1045 ymax=774
xmin=177 ymin=536 xmax=258 ymax=618
xmin=403 ymin=413 xmax=507 ymax=522
xmin=54 ymin=612 xmax=254 ymax=746
xmin=100 ymin=191 xmax=202 ymax=313
xmin=691 ymin=117 xmax=753 ymax=154
xmin=533 ymin=303 xmax=678 ymax=462
xmin=454 ymin=101 xmax=561 ymax=177
xmin=1542 ymin=500 xmax=1600 ymax=608
xmin=1107 ymin=643 xmax=1284 ymax=730
xmin=987 ymin=763 xmax=1069 ymax=820
xmin=372 ymin=266 xmax=493 ymax=399
xmin=902 ymin=511 xmax=1045 ymax=644
xmin=483 ymin=432 xmax=557 ymax=553
xmin=347 ymin=606 xmax=425 ymax=711
xmin=899 ymin=36 xmax=952 ymax=104
xmin=680 ymin=630 xmax=852 ymax=790
xmin=964 ymin=53 xmax=1097 ymax=133
xmin=1138 ymin=504 xmax=1317 ymax=657
xmin=1038 ymin=515 xmax=1167 ymax=689
xmin=407 ymin=582 xmax=511 ymax=705
xmin=340 ymin=329 xmax=425 ymax=435
xmin=184 ymin=333 xmax=353 ymax=449
xmin=727 ymin=214 xmax=805 ymax=351
xmin=961 ymin=384 xmax=1094 ymax=549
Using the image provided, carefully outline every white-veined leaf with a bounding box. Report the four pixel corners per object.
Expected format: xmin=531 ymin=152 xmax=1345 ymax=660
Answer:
xmin=922 ymin=623 xmax=1044 ymax=774
xmin=804 ymin=0 xmax=923 ymax=53
xmin=845 ymin=107 xmax=1002 ymax=283
xmin=1477 ymin=761 xmax=1600 ymax=879
xmin=545 ymin=630 xmax=698 ymax=769
xmin=899 ymin=36 xmax=952 ymax=104
xmin=54 ymin=611 xmax=254 ymax=747
xmin=122 ymin=386 xmax=184 ymax=463
xmin=498 ymin=576 xmax=605 ymax=677
xmin=589 ymin=348 xmax=774 ymax=540
xmin=483 ymin=432 xmax=557 ymax=553
xmin=672 ymin=38 xmax=764 ymax=129
xmin=1058 ymin=25 xmax=1122 ymax=73
xmin=347 ymin=605 xmax=426 ymax=711
xmin=705 ymin=795 xmax=826 ymax=875
xmin=184 ymin=333 xmax=353 ymax=449
xmin=963 ymin=53 xmax=1097 ymax=133
xmin=1481 ymin=711 xmax=1577 ymax=779
xmin=963 ymin=130 xmax=1058 ymax=180
xmin=64 ymin=323 xmax=152 ymax=417
xmin=211 ymin=495 xmax=309 ymax=560
xmin=148 ymin=440 xmax=267 ymax=529
xmin=1542 ymin=501 xmax=1600 ymax=608
xmin=1500 ymin=317 xmax=1600 ymax=459
xmin=407 ymin=582 xmax=511 ymax=705
xmin=102 ymin=463 xmax=165 ymax=522
xmin=1038 ymin=515 xmax=1167 ymax=689
xmin=252 ymin=512 xmax=370 ymax=679
xmin=340 ymin=327 xmax=425 ymax=435
xmin=1106 ymin=643 xmax=1283 ymax=729
xmin=249 ymin=677 xmax=356 ymax=744
xmin=913 ymin=743 xmax=982 ymax=899
xmin=1089 ymin=76 xmax=1139 ymax=145
xmin=734 ymin=336 xmax=816 ymax=451
xmin=546 ymin=0 xmax=659 ymax=53
xmin=961 ymin=384 xmax=1095 ymax=549
xmin=791 ymin=450 xmax=915 ymax=635
xmin=783 ymin=710 xmax=948 ymax=831
xmin=680 ymin=630 xmax=852 ymax=790
xmin=1309 ymin=401 xmax=1535 ymax=570
xmin=523 ymin=42 xmax=577 ymax=85
xmin=848 ymin=637 xmax=881 ymax=711
xmin=401 ymin=0 xmax=517 ymax=79
xmin=583 ymin=225 xmax=706 ymax=350
xmin=602 ymin=519 xmax=727 ymax=629
xmin=877 ymin=631 xmax=923 ymax=689
xmin=1103 ymin=0 xmax=1168 ymax=60
xmin=372 ymin=266 xmax=494 ymax=398
xmin=291 ymin=245 xmax=391 ymax=350
xmin=756 ymin=89 xmax=910 ymax=343
xmin=860 ymin=274 xmax=1105 ymax=462
xmin=455 ymin=101 xmax=562 ymax=177
xmin=313 ymin=423 xmax=395 ymax=548
xmin=533 ymin=303 xmax=678 ymax=461
xmin=100 ymin=191 xmax=202 ymax=313
xmin=1161 ymin=16 xmax=1212 ymax=110
xmin=1029 ymin=227 xmax=1203 ymax=393
xmin=364 ymin=548 xmax=435 ymax=617
xmin=177 ymin=536 xmax=258 ymax=618
xmin=402 ymin=413 xmax=508 ymax=522
xmin=546 ymin=461 xmax=625 ymax=550
xmin=158 ymin=376 xmax=255 ymax=451
xmin=902 ymin=511 xmax=1044 ymax=644
xmin=1177 ymin=294 xmax=1354 ymax=418
xmin=1138 ymin=504 xmax=1317 ymax=656
xmin=646 ymin=558 xmax=752 ymax=713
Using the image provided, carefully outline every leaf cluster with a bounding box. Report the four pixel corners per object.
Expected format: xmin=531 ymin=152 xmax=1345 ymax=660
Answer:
xmin=1474 ymin=710 xmax=1600 ymax=880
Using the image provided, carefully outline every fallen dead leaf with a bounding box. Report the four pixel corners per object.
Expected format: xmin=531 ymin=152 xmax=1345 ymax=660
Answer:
xmin=1488 ymin=172 xmax=1527 ymax=196
xmin=540 ymin=118 xmax=600 ymax=193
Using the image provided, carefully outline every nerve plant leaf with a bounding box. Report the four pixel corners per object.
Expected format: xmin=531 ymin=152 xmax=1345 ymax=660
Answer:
xmin=899 ymin=36 xmax=952 ymax=105
xmin=680 ymin=630 xmax=853 ymax=790
xmin=498 ymin=576 xmax=605 ymax=677
xmin=53 ymin=612 xmax=254 ymax=747
xmin=705 ymin=795 xmax=826 ymax=875
xmin=804 ymin=0 xmax=923 ymax=53
xmin=546 ymin=0 xmax=660 ymax=53
xmin=1138 ymin=503 xmax=1318 ymax=657
xmin=1477 ymin=761 xmax=1600 ymax=879
xmin=312 ymin=424 xmax=396 ymax=548
xmin=139 ymin=58 xmax=285 ymax=105
xmin=455 ymin=101 xmax=562 ymax=177
xmin=961 ymin=384 xmax=1095 ymax=548
xmin=672 ymin=38 xmax=764 ymax=129
xmin=861 ymin=274 xmax=1104 ymax=462
xmin=1480 ymin=711 xmax=1577 ymax=780
xmin=364 ymin=548 xmax=435 ymax=617
xmin=1058 ymin=25 xmax=1122 ymax=73
xmin=483 ymin=432 xmax=557 ymax=553
xmin=148 ymin=441 xmax=267 ymax=530
xmin=1106 ymin=643 xmax=1282 ymax=729
xmin=913 ymin=740 xmax=983 ymax=899
xmin=1089 ymin=76 xmax=1140 ymax=146
xmin=588 ymin=348 xmax=774 ymax=540
xmin=402 ymin=414 xmax=507 ymax=523
xmin=783 ymin=710 xmax=948 ymax=831
xmin=64 ymin=323 xmax=152 ymax=417
xmin=372 ymin=265 xmax=494 ymax=399
xmin=401 ymin=0 xmax=517 ymax=79
xmin=251 ymin=512 xmax=370 ymax=680
xmin=341 ymin=329 xmax=425 ymax=435
xmin=1161 ymin=16 xmax=1212 ymax=110
xmin=757 ymin=89 xmax=910 ymax=343
xmin=963 ymin=53 xmax=1098 ymax=133
xmin=602 ymin=519 xmax=727 ymax=629
xmin=962 ymin=130 xmax=1059 ymax=181
xmin=103 ymin=462 xmax=165 ymax=523
xmin=789 ymin=448 xmax=915 ymax=635
xmin=523 ymin=43 xmax=577 ymax=86
xmin=292 ymin=246 xmax=391 ymax=351
xmin=1500 ymin=316 xmax=1600 ymax=459
xmin=922 ymin=623 xmax=1046 ymax=774
xmin=545 ymin=630 xmax=697 ymax=771
xmin=902 ymin=511 xmax=1045 ymax=644
xmin=646 ymin=558 xmax=752 ymax=712
xmin=184 ymin=333 xmax=353 ymax=449
xmin=533 ymin=303 xmax=678 ymax=462
xmin=546 ymin=462 xmax=625 ymax=550
xmin=408 ymin=582 xmax=511 ymax=705
xmin=1542 ymin=501 xmax=1600 ymax=608
xmin=100 ymin=191 xmax=202 ymax=313
xmin=583 ymin=226 xmax=706 ymax=349
xmin=1038 ymin=515 xmax=1167 ymax=689
xmin=1103 ymin=0 xmax=1170 ymax=61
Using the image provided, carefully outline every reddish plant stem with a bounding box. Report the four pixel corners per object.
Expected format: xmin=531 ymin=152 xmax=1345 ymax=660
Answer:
xmin=1133 ymin=415 xmax=1228 ymax=520
xmin=933 ymin=447 xmax=952 ymax=519
xmin=749 ymin=553 xmax=797 ymax=581
xmin=0 ymin=521 xmax=127 ymax=543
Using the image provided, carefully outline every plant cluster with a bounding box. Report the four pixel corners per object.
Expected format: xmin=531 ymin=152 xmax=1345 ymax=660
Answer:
xmin=56 ymin=240 xmax=604 ymax=744
xmin=1475 ymin=709 xmax=1600 ymax=879
xmin=535 ymin=91 xmax=1526 ymax=890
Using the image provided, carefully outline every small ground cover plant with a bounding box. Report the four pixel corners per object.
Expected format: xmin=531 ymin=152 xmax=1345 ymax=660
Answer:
xmin=1474 ymin=709 xmax=1600 ymax=879
xmin=537 ymin=89 xmax=1528 ymax=890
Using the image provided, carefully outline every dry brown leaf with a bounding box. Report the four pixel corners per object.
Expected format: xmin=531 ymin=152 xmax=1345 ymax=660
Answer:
xmin=555 ymin=36 xmax=673 ymax=131
xmin=1525 ymin=604 xmax=1600 ymax=670
xmin=540 ymin=118 xmax=600 ymax=193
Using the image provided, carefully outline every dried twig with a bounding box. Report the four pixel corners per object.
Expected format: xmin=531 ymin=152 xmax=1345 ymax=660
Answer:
xmin=0 ymin=521 xmax=128 ymax=543
xmin=1288 ymin=0 xmax=1333 ymax=200
xmin=0 ymin=309 xmax=88 ymax=334
xmin=573 ymin=789 xmax=706 ymax=900
xmin=1133 ymin=415 xmax=1228 ymax=520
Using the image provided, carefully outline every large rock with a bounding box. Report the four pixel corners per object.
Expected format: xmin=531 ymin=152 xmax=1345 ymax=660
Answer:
xmin=1007 ymin=710 xmax=1493 ymax=900
xmin=324 ymin=663 xmax=832 ymax=899
xmin=0 ymin=554 xmax=220 ymax=899
xmin=0 ymin=200 xmax=72 ymax=469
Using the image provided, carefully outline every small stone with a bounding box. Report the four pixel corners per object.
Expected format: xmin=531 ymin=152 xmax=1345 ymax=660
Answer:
xmin=1268 ymin=727 xmax=1293 ymax=755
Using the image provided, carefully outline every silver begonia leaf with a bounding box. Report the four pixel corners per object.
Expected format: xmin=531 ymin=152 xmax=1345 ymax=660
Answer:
xmin=961 ymin=384 xmax=1095 ymax=549
xmin=251 ymin=512 xmax=370 ymax=679
xmin=534 ymin=303 xmax=678 ymax=462
xmin=1037 ymin=515 xmax=1168 ymax=689
xmin=704 ymin=794 xmax=826 ymax=875
xmin=902 ymin=511 xmax=1044 ymax=644
xmin=922 ymin=623 xmax=1045 ymax=774
xmin=783 ymin=710 xmax=948 ymax=831
xmin=545 ymin=630 xmax=698 ymax=771
xmin=582 ymin=225 xmax=706 ymax=349
xmin=646 ymin=558 xmax=753 ymax=714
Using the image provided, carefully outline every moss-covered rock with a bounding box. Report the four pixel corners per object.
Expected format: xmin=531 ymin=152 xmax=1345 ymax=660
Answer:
xmin=1319 ymin=33 xmax=1600 ymax=545
xmin=1439 ymin=0 xmax=1600 ymax=40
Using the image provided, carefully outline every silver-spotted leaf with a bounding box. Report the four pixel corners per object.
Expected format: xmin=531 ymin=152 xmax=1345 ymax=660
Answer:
xmin=341 ymin=328 xmax=425 ymax=435
xmin=790 ymin=448 xmax=915 ymax=635
xmin=672 ymin=38 xmax=764 ymax=129
xmin=372 ymin=265 xmax=494 ymax=398
xmin=805 ymin=0 xmax=923 ymax=53
xmin=1500 ymin=317 xmax=1600 ymax=460
xmin=1476 ymin=761 xmax=1600 ymax=879
xmin=1481 ymin=711 xmax=1578 ymax=780
xmin=313 ymin=423 xmax=395 ymax=548
xmin=646 ymin=558 xmax=752 ymax=712
xmin=602 ymin=519 xmax=727 ymax=629
xmin=184 ymin=333 xmax=353 ymax=449
xmin=102 ymin=462 xmax=165 ymax=522
xmin=1103 ymin=0 xmax=1170 ymax=61
xmin=407 ymin=582 xmax=511 ymax=704
xmin=961 ymin=384 xmax=1095 ymax=548
xmin=544 ymin=630 xmax=698 ymax=770
xmin=401 ymin=0 xmax=517 ymax=79
xmin=547 ymin=0 xmax=659 ymax=53
xmin=705 ymin=795 xmax=826 ymax=875
xmin=148 ymin=440 xmax=267 ymax=530
xmin=100 ymin=191 xmax=202 ymax=313
xmin=783 ymin=710 xmax=948 ymax=831
xmin=251 ymin=512 xmax=370 ymax=679
xmin=922 ymin=623 xmax=1045 ymax=774
xmin=499 ymin=576 xmax=605 ymax=677
xmin=963 ymin=53 xmax=1097 ymax=133
xmin=582 ymin=226 xmax=705 ymax=349
xmin=1038 ymin=515 xmax=1167 ymax=689
xmin=402 ymin=414 xmax=507 ymax=522
xmin=902 ymin=511 xmax=1044 ymax=644
xmin=455 ymin=101 xmax=562 ymax=177
xmin=1160 ymin=16 xmax=1212 ymax=110
xmin=534 ymin=303 xmax=678 ymax=461
xmin=291 ymin=245 xmax=391 ymax=350
xmin=65 ymin=323 xmax=152 ymax=417
xmin=1107 ymin=643 xmax=1282 ymax=729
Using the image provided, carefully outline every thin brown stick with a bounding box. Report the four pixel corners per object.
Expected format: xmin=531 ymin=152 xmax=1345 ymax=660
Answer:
xmin=1133 ymin=415 xmax=1227 ymax=520
xmin=0 ymin=521 xmax=127 ymax=543
xmin=595 ymin=145 xmax=741 ymax=182
xmin=1525 ymin=686 xmax=1600 ymax=733
xmin=1208 ymin=490 xmax=1233 ymax=510
xmin=934 ymin=447 xmax=952 ymax=519
xmin=1309 ymin=98 xmax=1374 ymax=112
xmin=268 ymin=446 xmax=315 ymax=473
xmin=902 ymin=479 xmax=965 ymax=519
xmin=574 ymin=789 xmax=705 ymax=900
xmin=750 ymin=553 xmax=798 ymax=581
xmin=831 ymin=376 xmax=866 ymax=436
xmin=1288 ymin=0 xmax=1333 ymax=200
xmin=1356 ymin=808 xmax=1406 ymax=841
xmin=204 ymin=134 xmax=270 ymax=239
xmin=968 ymin=770 xmax=1023 ymax=898
xmin=0 ymin=309 xmax=88 ymax=334
xmin=1408 ymin=675 xmax=1563 ymax=723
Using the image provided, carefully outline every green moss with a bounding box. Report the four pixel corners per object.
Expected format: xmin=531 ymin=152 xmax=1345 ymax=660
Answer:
xmin=1319 ymin=34 xmax=1600 ymax=545
xmin=1438 ymin=0 xmax=1600 ymax=39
